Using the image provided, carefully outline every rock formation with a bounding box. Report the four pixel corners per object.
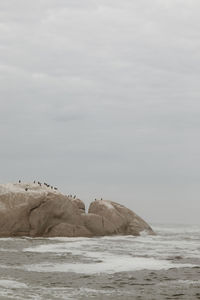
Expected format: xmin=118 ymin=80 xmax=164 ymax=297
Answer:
xmin=0 ymin=183 xmax=155 ymax=237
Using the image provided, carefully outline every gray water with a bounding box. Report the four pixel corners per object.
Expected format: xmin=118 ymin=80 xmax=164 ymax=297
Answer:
xmin=0 ymin=224 xmax=199 ymax=299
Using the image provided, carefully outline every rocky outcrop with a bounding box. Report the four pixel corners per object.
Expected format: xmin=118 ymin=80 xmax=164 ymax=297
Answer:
xmin=88 ymin=200 xmax=154 ymax=236
xmin=0 ymin=183 xmax=155 ymax=237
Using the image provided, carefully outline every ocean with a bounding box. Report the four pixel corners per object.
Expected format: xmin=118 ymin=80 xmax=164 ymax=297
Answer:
xmin=0 ymin=224 xmax=199 ymax=300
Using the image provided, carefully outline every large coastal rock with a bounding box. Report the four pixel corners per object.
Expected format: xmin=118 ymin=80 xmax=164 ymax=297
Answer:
xmin=0 ymin=183 xmax=155 ymax=237
xmin=88 ymin=200 xmax=154 ymax=236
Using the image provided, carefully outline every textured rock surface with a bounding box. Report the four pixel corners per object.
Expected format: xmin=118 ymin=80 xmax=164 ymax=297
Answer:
xmin=0 ymin=183 xmax=155 ymax=237
xmin=88 ymin=200 xmax=155 ymax=236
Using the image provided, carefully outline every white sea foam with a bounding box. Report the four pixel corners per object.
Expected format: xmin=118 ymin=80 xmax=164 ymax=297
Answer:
xmin=0 ymin=285 xmax=115 ymax=300
xmin=0 ymin=224 xmax=199 ymax=300
xmin=139 ymin=230 xmax=150 ymax=236
xmin=0 ymin=279 xmax=28 ymax=289
xmin=0 ymin=238 xmax=19 ymax=241
xmin=47 ymin=237 xmax=91 ymax=242
xmin=23 ymin=232 xmax=200 ymax=261
xmin=23 ymin=240 xmax=98 ymax=256
xmin=23 ymin=256 xmax=195 ymax=274
xmin=177 ymin=279 xmax=200 ymax=285
xmin=0 ymin=283 xmax=72 ymax=300
xmin=158 ymin=279 xmax=200 ymax=287
xmin=0 ymin=248 xmax=18 ymax=252
xmin=3 ymin=245 xmax=196 ymax=274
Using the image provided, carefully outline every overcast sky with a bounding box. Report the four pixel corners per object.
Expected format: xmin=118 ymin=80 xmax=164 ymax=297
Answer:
xmin=0 ymin=0 xmax=200 ymax=224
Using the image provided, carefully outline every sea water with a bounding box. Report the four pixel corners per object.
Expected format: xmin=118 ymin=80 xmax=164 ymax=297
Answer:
xmin=0 ymin=224 xmax=199 ymax=299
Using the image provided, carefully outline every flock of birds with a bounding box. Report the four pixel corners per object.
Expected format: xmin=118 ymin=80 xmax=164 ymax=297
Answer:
xmin=18 ymin=180 xmax=58 ymax=192
xmin=67 ymin=194 xmax=77 ymax=199
xmin=18 ymin=180 xmax=103 ymax=201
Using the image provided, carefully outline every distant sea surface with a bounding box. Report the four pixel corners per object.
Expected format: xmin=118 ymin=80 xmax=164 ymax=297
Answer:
xmin=0 ymin=224 xmax=199 ymax=300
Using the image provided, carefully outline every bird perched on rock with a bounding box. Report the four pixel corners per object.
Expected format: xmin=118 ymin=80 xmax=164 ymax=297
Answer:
xmin=25 ymin=188 xmax=28 ymax=191
xmin=19 ymin=180 xmax=21 ymax=183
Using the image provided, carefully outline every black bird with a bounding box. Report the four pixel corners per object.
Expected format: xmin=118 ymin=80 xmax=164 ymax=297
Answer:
xmin=54 ymin=187 xmax=58 ymax=190
xmin=19 ymin=180 xmax=21 ymax=183
xmin=25 ymin=188 xmax=28 ymax=191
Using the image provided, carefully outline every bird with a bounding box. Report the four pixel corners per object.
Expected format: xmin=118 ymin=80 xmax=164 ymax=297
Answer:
xmin=25 ymin=188 xmax=28 ymax=191
xmin=101 ymin=198 xmax=103 ymax=200
xmin=19 ymin=180 xmax=21 ymax=183
xmin=73 ymin=195 xmax=76 ymax=199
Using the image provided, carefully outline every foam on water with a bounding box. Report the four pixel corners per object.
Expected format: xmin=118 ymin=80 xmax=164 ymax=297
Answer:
xmin=0 ymin=285 xmax=118 ymax=300
xmin=0 ymin=238 xmax=20 ymax=241
xmin=23 ymin=230 xmax=200 ymax=261
xmin=0 ymin=224 xmax=199 ymax=299
xmin=23 ymin=238 xmax=98 ymax=254
xmin=0 ymin=248 xmax=18 ymax=252
xmin=23 ymin=256 xmax=195 ymax=274
xmin=23 ymin=240 xmax=99 ymax=259
xmin=0 ymin=281 xmax=73 ymax=300
xmin=0 ymin=279 xmax=28 ymax=289
xmin=177 ymin=280 xmax=200 ymax=285
xmin=20 ymin=224 xmax=200 ymax=276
